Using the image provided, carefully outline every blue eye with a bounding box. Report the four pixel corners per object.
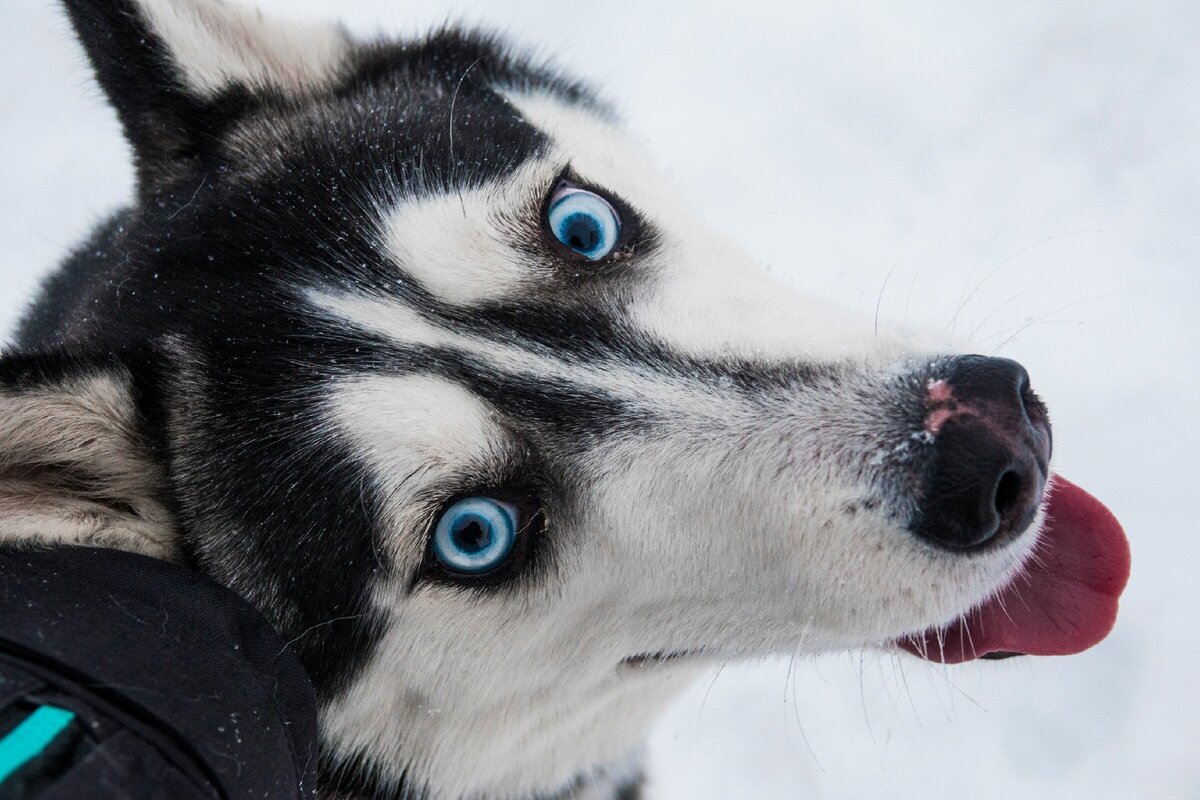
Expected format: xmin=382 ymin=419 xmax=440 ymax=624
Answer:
xmin=547 ymin=185 xmax=622 ymax=260
xmin=432 ymin=497 xmax=519 ymax=574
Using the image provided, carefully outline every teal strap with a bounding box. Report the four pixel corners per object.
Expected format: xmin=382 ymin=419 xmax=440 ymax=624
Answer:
xmin=0 ymin=705 xmax=76 ymax=785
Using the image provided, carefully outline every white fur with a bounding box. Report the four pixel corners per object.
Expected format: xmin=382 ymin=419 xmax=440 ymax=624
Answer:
xmin=136 ymin=0 xmax=349 ymax=98
xmin=330 ymin=374 xmax=511 ymax=563
xmin=9 ymin=7 xmax=1047 ymax=797
xmin=506 ymin=91 xmax=949 ymax=363
xmin=0 ymin=373 xmax=174 ymax=559
xmin=314 ymin=314 xmax=1037 ymax=797
xmin=299 ymin=85 xmax=1046 ymax=799
xmin=379 ymin=162 xmax=560 ymax=306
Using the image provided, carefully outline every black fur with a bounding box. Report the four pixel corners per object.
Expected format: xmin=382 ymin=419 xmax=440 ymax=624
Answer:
xmin=60 ymin=0 xmax=259 ymax=193
xmin=11 ymin=4 xmax=654 ymax=798
xmin=8 ymin=3 xmax=857 ymax=797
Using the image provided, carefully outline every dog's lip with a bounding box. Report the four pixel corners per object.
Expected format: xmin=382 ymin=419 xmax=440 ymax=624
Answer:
xmin=620 ymin=649 xmax=707 ymax=668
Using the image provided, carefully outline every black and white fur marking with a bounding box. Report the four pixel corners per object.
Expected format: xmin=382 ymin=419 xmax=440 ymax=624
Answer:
xmin=2 ymin=2 xmax=1051 ymax=798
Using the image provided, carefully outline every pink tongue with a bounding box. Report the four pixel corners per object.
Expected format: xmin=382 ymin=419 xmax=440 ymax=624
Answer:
xmin=899 ymin=476 xmax=1130 ymax=664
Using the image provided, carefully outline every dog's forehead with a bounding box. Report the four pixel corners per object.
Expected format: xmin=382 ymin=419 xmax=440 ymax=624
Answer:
xmin=367 ymin=84 xmax=896 ymax=363
xmin=503 ymin=91 xmax=695 ymax=219
xmin=367 ymin=85 xmax=661 ymax=305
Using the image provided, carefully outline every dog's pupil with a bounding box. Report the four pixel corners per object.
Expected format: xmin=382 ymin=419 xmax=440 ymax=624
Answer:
xmin=564 ymin=214 xmax=600 ymax=252
xmin=454 ymin=519 xmax=491 ymax=553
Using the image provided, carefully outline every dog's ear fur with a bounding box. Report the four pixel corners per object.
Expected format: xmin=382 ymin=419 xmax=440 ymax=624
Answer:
xmin=63 ymin=0 xmax=352 ymax=192
xmin=0 ymin=348 xmax=175 ymax=560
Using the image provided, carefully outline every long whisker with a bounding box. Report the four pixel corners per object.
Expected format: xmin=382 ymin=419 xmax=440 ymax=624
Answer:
xmin=858 ymin=648 xmax=878 ymax=745
xmin=968 ymin=277 xmax=1059 ymax=339
xmin=948 ymin=230 xmax=1002 ymax=335
xmin=875 ymin=260 xmax=901 ymax=337
xmin=903 ymin=239 xmax=936 ymax=325
xmin=696 ymin=660 xmax=727 ymax=747
xmin=448 ymin=56 xmax=484 ymax=214
xmin=977 ymin=290 xmax=1128 ymax=349
xmin=949 ymin=230 xmax=1096 ymax=334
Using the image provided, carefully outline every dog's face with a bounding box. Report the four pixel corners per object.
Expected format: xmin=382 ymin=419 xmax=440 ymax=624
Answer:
xmin=1 ymin=2 xmax=1129 ymax=798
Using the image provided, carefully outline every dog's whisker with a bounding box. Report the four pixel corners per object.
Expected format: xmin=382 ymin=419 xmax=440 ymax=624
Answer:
xmin=695 ymin=660 xmax=727 ymax=741
xmin=948 ymin=229 xmax=1096 ymax=335
xmin=891 ymin=652 xmax=922 ymax=726
xmin=978 ymin=290 xmax=1128 ymax=352
xmin=276 ymin=613 xmax=369 ymax=659
xmin=4 ymin=2 xmax=1130 ymax=795
xmin=448 ymin=55 xmax=484 ymax=215
xmin=785 ymin=645 xmax=825 ymax=772
xmin=903 ymin=238 xmax=936 ymax=326
xmin=947 ymin=229 xmax=1002 ymax=335
xmin=968 ymin=277 xmax=1060 ymax=340
xmin=874 ymin=259 xmax=901 ymax=338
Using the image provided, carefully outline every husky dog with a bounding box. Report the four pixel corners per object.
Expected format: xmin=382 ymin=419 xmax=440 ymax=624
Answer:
xmin=1 ymin=1 xmax=1129 ymax=798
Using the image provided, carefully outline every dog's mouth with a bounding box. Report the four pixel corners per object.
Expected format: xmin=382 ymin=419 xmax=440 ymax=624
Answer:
xmin=619 ymin=478 xmax=1129 ymax=670
xmin=620 ymin=650 xmax=707 ymax=669
xmin=899 ymin=475 xmax=1131 ymax=663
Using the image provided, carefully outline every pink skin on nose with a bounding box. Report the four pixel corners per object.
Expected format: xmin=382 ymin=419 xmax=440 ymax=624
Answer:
xmin=925 ymin=378 xmax=961 ymax=435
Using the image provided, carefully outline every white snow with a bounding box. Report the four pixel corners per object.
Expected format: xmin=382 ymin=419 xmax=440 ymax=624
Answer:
xmin=2 ymin=0 xmax=1197 ymax=797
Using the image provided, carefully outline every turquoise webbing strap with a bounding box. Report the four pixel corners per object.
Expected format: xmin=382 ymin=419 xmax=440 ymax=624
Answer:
xmin=0 ymin=704 xmax=76 ymax=785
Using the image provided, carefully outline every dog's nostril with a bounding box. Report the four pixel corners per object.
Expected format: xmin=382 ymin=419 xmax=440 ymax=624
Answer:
xmin=993 ymin=469 xmax=1023 ymax=521
xmin=911 ymin=439 xmax=1042 ymax=551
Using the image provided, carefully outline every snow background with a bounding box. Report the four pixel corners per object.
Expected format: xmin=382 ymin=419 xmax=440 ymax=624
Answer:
xmin=1 ymin=0 xmax=1196 ymax=797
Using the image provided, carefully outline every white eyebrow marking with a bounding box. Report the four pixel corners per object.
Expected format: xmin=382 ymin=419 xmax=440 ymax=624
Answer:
xmin=305 ymin=289 xmax=740 ymax=420
xmin=377 ymin=160 xmax=557 ymax=306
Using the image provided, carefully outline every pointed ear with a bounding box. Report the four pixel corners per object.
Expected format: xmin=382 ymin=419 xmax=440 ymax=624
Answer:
xmin=63 ymin=0 xmax=352 ymax=189
xmin=0 ymin=348 xmax=176 ymax=560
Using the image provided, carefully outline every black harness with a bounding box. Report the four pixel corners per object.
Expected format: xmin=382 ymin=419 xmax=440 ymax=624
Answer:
xmin=0 ymin=546 xmax=318 ymax=799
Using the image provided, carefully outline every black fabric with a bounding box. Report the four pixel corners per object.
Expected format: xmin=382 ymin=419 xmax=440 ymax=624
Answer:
xmin=0 ymin=546 xmax=319 ymax=799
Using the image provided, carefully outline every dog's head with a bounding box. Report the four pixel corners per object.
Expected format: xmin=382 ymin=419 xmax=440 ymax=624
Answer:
xmin=1 ymin=1 xmax=1129 ymax=797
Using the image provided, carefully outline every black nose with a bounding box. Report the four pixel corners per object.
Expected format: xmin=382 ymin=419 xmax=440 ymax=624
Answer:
xmin=911 ymin=356 xmax=1052 ymax=551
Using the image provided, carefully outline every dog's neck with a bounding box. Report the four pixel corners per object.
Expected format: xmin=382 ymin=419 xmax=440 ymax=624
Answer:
xmin=313 ymin=621 xmax=701 ymax=800
xmin=318 ymin=753 xmax=647 ymax=800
